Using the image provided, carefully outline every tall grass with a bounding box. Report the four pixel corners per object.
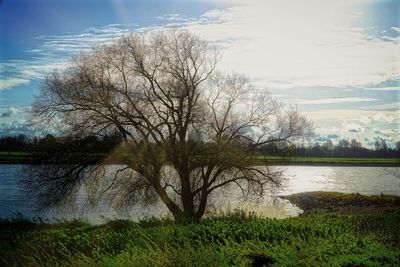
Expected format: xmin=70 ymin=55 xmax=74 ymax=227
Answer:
xmin=1 ymin=210 xmax=399 ymax=266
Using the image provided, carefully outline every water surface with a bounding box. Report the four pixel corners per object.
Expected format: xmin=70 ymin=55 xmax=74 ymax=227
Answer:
xmin=0 ymin=165 xmax=398 ymax=223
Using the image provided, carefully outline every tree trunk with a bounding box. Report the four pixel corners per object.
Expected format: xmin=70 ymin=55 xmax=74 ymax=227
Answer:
xmin=154 ymin=184 xmax=184 ymax=220
xmin=181 ymin=174 xmax=196 ymax=218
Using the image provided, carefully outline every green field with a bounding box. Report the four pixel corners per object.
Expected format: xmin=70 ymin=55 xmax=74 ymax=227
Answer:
xmin=0 ymin=151 xmax=29 ymax=157
xmin=1 ymin=192 xmax=399 ymax=267
xmin=0 ymin=151 xmax=30 ymax=163
xmin=0 ymin=151 xmax=399 ymax=166
xmin=253 ymin=156 xmax=400 ymax=166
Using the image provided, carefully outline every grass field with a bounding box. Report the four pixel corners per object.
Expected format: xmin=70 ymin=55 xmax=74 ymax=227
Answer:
xmin=253 ymin=156 xmax=400 ymax=166
xmin=0 ymin=151 xmax=399 ymax=165
xmin=0 ymin=151 xmax=30 ymax=163
xmin=0 ymin=151 xmax=29 ymax=157
xmin=1 ymin=193 xmax=399 ymax=267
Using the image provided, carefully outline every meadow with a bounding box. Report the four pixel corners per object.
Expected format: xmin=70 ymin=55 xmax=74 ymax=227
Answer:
xmin=0 ymin=152 xmax=29 ymax=163
xmin=1 ymin=151 xmax=399 ymax=166
xmin=1 ymin=193 xmax=399 ymax=267
xmin=253 ymin=156 xmax=400 ymax=166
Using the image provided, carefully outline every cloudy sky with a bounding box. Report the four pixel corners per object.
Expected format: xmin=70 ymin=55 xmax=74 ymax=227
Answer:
xmin=0 ymin=0 xmax=399 ymax=147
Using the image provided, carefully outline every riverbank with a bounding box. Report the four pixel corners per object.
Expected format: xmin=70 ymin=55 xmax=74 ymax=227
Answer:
xmin=254 ymin=156 xmax=400 ymax=167
xmin=1 ymin=151 xmax=399 ymax=166
xmin=281 ymin=191 xmax=400 ymax=215
xmin=1 ymin=192 xmax=399 ymax=266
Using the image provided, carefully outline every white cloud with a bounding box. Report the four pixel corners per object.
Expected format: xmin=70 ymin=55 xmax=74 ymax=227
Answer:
xmin=362 ymin=86 xmax=400 ymax=91
xmin=36 ymin=24 xmax=132 ymax=55
xmin=0 ymin=24 xmax=131 ymax=90
xmin=369 ymin=103 xmax=400 ymax=111
xmin=289 ymin=97 xmax=378 ymax=105
xmin=379 ymin=128 xmax=400 ymax=135
xmin=0 ymin=106 xmax=29 ymax=134
xmin=358 ymin=116 xmax=372 ymax=125
xmin=315 ymin=126 xmax=340 ymax=135
xmin=343 ymin=122 xmax=363 ymax=133
xmin=181 ymin=0 xmax=400 ymax=88
xmin=0 ymin=59 xmax=69 ymax=90
xmin=157 ymin=13 xmax=195 ymax=22
xmin=373 ymin=113 xmax=395 ymax=123
xmin=304 ymin=109 xmax=400 ymax=147
xmin=0 ymin=78 xmax=30 ymax=90
xmin=391 ymin=27 xmax=400 ymax=33
xmin=2 ymin=1 xmax=399 ymax=92
xmin=305 ymin=110 xmax=400 ymax=123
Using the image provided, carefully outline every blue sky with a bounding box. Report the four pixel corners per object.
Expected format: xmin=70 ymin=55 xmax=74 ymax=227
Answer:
xmin=0 ymin=0 xmax=399 ymax=147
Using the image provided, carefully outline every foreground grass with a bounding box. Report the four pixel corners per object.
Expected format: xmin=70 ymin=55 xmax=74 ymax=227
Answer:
xmin=1 ymin=208 xmax=399 ymax=266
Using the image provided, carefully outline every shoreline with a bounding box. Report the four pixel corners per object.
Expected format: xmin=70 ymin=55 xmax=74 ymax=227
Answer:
xmin=0 ymin=157 xmax=400 ymax=167
xmin=280 ymin=191 xmax=400 ymax=215
xmin=1 ymin=191 xmax=399 ymax=222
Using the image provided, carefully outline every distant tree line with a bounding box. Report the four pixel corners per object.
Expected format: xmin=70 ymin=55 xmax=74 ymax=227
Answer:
xmin=0 ymin=134 xmax=122 ymax=155
xmin=260 ymin=138 xmax=400 ymax=158
xmin=2 ymin=134 xmax=399 ymax=158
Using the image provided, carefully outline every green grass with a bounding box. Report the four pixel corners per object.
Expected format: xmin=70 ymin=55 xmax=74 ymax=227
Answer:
xmin=0 ymin=151 xmax=29 ymax=157
xmin=0 ymin=151 xmax=398 ymax=165
xmin=1 ymin=210 xmax=399 ymax=267
xmin=253 ymin=156 xmax=400 ymax=166
xmin=0 ymin=151 xmax=31 ymax=163
xmin=281 ymin=191 xmax=400 ymax=215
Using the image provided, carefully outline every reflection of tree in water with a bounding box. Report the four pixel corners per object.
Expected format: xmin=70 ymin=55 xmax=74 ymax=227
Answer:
xmin=384 ymin=168 xmax=400 ymax=183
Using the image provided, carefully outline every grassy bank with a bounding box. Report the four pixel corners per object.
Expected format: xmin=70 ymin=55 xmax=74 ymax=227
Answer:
xmin=1 ymin=151 xmax=399 ymax=166
xmin=282 ymin=191 xmax=400 ymax=215
xmin=254 ymin=156 xmax=400 ymax=166
xmin=0 ymin=151 xmax=30 ymax=163
xmin=1 ymin=193 xmax=400 ymax=267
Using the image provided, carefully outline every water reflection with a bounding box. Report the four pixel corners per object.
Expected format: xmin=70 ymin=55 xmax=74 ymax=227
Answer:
xmin=0 ymin=165 xmax=398 ymax=223
xmin=279 ymin=166 xmax=400 ymax=196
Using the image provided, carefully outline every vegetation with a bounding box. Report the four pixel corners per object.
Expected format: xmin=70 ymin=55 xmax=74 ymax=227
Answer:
xmin=261 ymin=138 xmax=400 ymax=159
xmin=282 ymin=191 xmax=400 ymax=214
xmin=1 ymin=135 xmax=399 ymax=160
xmin=0 ymin=151 xmax=30 ymax=163
xmin=1 ymin=192 xmax=399 ymax=267
xmin=1 ymin=134 xmax=399 ymax=165
xmin=1 ymin=212 xmax=399 ymax=266
xmin=1 ymin=151 xmax=399 ymax=166
xmin=254 ymin=156 xmax=400 ymax=166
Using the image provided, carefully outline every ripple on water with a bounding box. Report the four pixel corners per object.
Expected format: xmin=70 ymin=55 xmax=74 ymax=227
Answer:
xmin=0 ymin=165 xmax=399 ymax=223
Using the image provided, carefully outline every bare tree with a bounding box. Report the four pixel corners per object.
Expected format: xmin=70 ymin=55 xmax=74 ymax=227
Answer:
xmin=24 ymin=29 xmax=312 ymax=221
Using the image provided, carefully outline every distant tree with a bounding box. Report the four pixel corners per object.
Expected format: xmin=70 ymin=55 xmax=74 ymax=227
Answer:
xmin=24 ymin=29 xmax=312 ymax=221
xmin=395 ymin=141 xmax=400 ymax=152
xmin=350 ymin=139 xmax=361 ymax=149
xmin=0 ymin=135 xmax=28 ymax=151
xmin=324 ymin=139 xmax=334 ymax=151
xmin=322 ymin=139 xmax=334 ymax=156
xmin=374 ymin=138 xmax=388 ymax=151
xmin=273 ymin=138 xmax=397 ymax=158
xmin=16 ymin=134 xmax=27 ymax=142
xmin=338 ymin=139 xmax=350 ymax=149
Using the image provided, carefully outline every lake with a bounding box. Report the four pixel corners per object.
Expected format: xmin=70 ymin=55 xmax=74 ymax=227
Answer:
xmin=0 ymin=165 xmax=399 ymax=223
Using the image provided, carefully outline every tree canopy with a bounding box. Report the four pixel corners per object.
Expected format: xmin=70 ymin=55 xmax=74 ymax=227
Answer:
xmin=25 ymin=29 xmax=312 ymax=220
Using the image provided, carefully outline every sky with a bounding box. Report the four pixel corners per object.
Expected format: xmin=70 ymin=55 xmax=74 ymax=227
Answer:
xmin=0 ymin=0 xmax=399 ymax=147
